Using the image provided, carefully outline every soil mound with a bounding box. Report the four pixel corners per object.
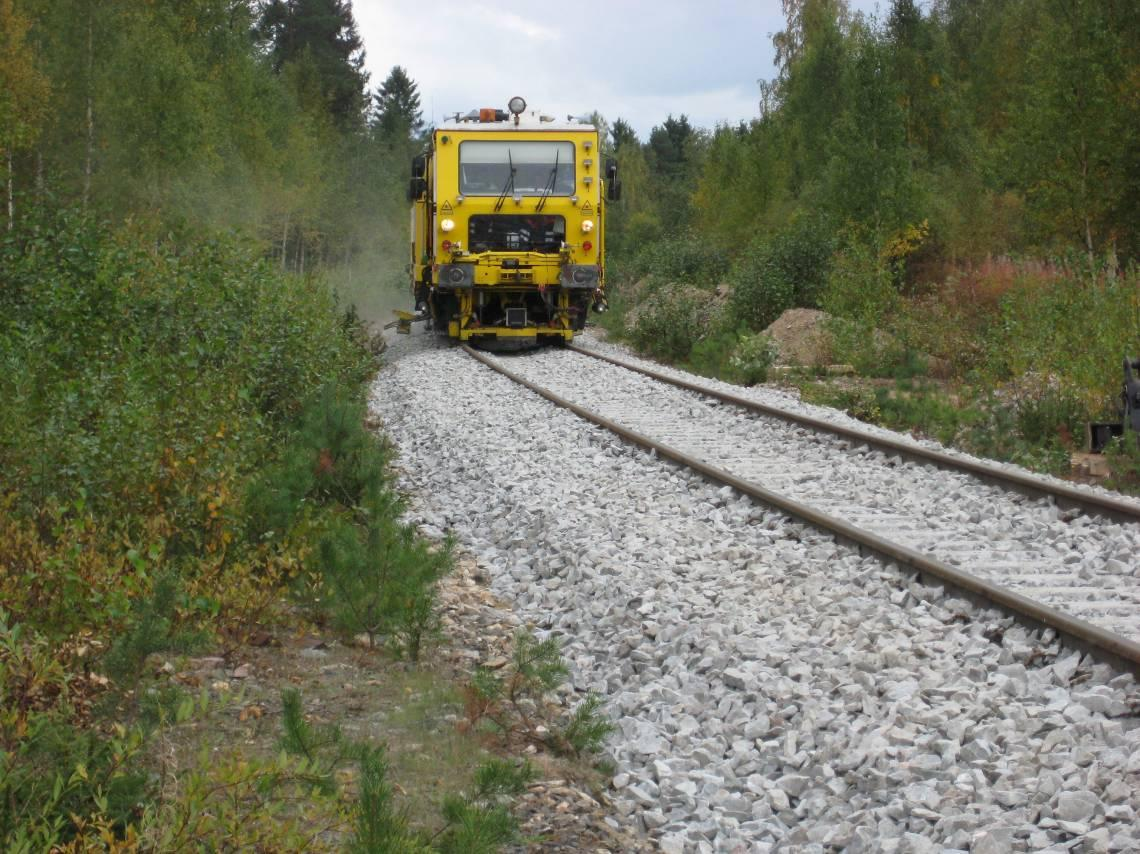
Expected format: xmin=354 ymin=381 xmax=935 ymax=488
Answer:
xmin=763 ymin=308 xmax=833 ymax=366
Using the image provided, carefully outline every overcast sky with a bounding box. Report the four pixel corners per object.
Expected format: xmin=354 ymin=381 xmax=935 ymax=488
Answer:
xmin=355 ymin=0 xmax=884 ymax=140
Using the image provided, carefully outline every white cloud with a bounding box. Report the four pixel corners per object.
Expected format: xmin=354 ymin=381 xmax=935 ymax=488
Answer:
xmin=352 ymin=0 xmax=883 ymax=140
xmin=471 ymin=6 xmax=560 ymax=41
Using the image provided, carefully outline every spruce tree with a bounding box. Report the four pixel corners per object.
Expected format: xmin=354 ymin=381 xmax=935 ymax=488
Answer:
xmin=610 ymin=117 xmax=638 ymax=152
xmin=256 ymin=0 xmax=368 ymax=128
xmin=371 ymin=65 xmax=423 ymax=142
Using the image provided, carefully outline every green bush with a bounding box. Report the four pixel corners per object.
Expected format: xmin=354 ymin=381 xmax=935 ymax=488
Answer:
xmin=103 ymin=573 xmax=208 ymax=684
xmin=728 ymin=218 xmax=836 ymax=331
xmin=0 ymin=612 xmax=149 ymax=849
xmin=978 ymin=259 xmax=1139 ymax=416
xmin=821 ymin=240 xmax=898 ymax=321
xmin=625 ymin=232 xmax=730 ymax=287
xmin=825 ymin=316 xmax=927 ymax=379
xmin=629 ymin=288 xmax=710 ymax=362
xmin=685 ymin=328 xmax=742 ymax=379
xmin=315 ymin=512 xmax=453 ymax=660
xmin=435 ymin=759 xmax=535 ymax=854
xmin=244 ymin=386 xmax=394 ymax=543
xmin=0 ymin=210 xmax=374 ymax=527
xmin=728 ymin=333 xmax=778 ymax=385
xmin=463 ymin=631 xmax=613 ymax=761
xmin=0 ymin=208 xmax=400 ymax=846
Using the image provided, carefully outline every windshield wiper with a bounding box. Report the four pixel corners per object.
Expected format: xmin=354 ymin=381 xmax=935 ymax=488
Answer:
xmin=493 ymin=149 xmax=515 ymax=212
xmin=535 ymin=149 xmax=560 ymax=212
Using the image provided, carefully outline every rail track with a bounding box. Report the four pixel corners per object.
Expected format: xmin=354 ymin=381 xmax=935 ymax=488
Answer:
xmin=462 ymin=342 xmax=1140 ymax=675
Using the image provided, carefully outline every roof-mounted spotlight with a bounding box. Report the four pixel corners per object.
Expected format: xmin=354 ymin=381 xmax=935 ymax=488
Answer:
xmin=508 ymin=96 xmax=527 ymax=116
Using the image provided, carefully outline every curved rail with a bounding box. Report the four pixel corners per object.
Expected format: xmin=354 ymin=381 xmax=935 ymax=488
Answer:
xmin=568 ymin=343 xmax=1140 ymax=526
xmin=463 ymin=344 xmax=1140 ymax=676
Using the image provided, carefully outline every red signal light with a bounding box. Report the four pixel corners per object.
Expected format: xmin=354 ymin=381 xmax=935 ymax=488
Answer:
xmin=582 ymin=241 xmax=593 ymax=252
xmin=441 ymin=239 xmax=452 ymax=251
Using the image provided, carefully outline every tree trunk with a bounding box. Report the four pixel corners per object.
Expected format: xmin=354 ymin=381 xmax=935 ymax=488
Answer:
xmin=6 ymin=148 xmax=13 ymax=232
xmin=83 ymin=5 xmax=94 ymax=211
xmin=280 ymin=215 xmax=289 ymax=272
xmin=1080 ymin=136 xmax=1093 ymax=261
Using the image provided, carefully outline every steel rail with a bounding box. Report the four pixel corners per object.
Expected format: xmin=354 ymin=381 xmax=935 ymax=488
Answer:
xmin=464 ymin=345 xmax=1140 ymax=676
xmin=568 ymin=343 xmax=1140 ymax=526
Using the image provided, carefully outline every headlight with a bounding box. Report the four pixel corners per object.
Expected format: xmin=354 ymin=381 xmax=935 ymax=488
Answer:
xmin=438 ymin=264 xmax=474 ymax=288
xmin=581 ymin=220 xmax=594 ymax=233
xmin=440 ymin=218 xmax=455 ymax=233
xmin=560 ymin=264 xmax=599 ymax=289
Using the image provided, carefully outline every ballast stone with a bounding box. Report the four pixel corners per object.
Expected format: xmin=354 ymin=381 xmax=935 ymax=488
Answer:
xmin=369 ymin=336 xmax=1140 ymax=853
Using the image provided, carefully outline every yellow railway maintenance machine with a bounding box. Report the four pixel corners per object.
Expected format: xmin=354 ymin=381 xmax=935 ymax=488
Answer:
xmin=403 ymin=96 xmax=620 ymax=350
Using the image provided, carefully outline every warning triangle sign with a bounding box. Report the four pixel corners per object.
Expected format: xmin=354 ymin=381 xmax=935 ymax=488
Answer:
xmin=581 ymin=202 xmax=594 ymax=215
xmin=441 ymin=201 xmax=454 ymax=214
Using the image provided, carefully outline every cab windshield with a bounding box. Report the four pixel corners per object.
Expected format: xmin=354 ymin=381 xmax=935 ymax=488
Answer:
xmin=459 ymin=140 xmax=575 ymax=196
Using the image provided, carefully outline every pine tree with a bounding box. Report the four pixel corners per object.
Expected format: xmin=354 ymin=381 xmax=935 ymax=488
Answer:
xmin=371 ymin=65 xmax=423 ymax=142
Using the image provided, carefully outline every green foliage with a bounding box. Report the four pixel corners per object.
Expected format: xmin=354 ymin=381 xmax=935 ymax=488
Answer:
xmin=1104 ymin=435 xmax=1140 ymax=493
xmin=728 ymin=332 xmax=778 ymax=385
xmin=437 ymin=797 xmax=517 ymax=854
xmin=556 ymin=694 xmax=615 ymax=758
xmin=628 ymin=288 xmax=710 ymax=362
xmin=685 ymin=328 xmax=743 ymax=380
xmin=256 ymin=0 xmax=369 ymax=129
xmin=471 ymin=757 xmax=535 ymax=799
xmin=434 ymin=759 xmax=534 ymax=854
xmin=728 ymin=219 xmax=836 ymax=331
xmin=245 ymin=386 xmax=393 ymax=542
xmin=626 ymin=233 xmax=730 ymax=287
xmin=351 ymin=744 xmax=430 ymax=853
xmin=976 ymin=260 xmax=1140 ymax=416
xmin=0 ymin=612 xmax=149 ymax=849
xmin=103 ymin=573 xmax=207 ymax=684
xmin=822 ymin=240 xmax=898 ymax=322
xmin=0 ymin=211 xmax=373 ymax=524
xmin=372 ymin=65 xmax=424 ymax=142
xmin=316 ymin=513 xmax=453 ymax=660
xmin=825 ymin=317 xmax=922 ymax=378
xmin=682 ymin=328 xmax=777 ymax=386
xmin=279 ymin=687 xmax=367 ymax=793
xmin=463 ymin=631 xmax=613 ymax=763
xmin=510 ymin=631 xmax=569 ymax=699
xmin=1002 ymin=0 xmax=1139 ymax=257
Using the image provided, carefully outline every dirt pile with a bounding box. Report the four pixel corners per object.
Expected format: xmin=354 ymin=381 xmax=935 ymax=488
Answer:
xmin=762 ymin=308 xmax=834 ymax=366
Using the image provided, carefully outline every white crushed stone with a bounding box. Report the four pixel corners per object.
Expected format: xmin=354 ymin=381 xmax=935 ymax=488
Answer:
xmin=370 ymin=330 xmax=1140 ymax=852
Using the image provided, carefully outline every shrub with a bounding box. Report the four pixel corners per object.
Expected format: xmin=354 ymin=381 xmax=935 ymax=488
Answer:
xmin=244 ymin=386 xmax=394 ymax=544
xmin=463 ymin=631 xmax=614 ymax=759
xmin=315 ymin=512 xmax=453 ymax=660
xmin=103 ymin=572 xmax=208 ymax=684
xmin=628 ymin=287 xmax=710 ymax=362
xmin=728 ymin=218 xmax=836 ymax=331
xmin=728 ymin=333 xmax=778 ymax=385
xmin=821 ymin=240 xmax=898 ymax=322
xmin=625 ymin=232 xmax=730 ymax=288
xmin=435 ymin=759 xmax=534 ymax=854
xmin=0 ymin=612 xmax=149 ymax=849
xmin=0 ymin=207 xmax=390 ymax=844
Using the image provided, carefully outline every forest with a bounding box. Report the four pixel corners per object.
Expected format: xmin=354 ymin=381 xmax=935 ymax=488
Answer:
xmin=0 ymin=1 xmax=532 ymax=848
xmin=600 ymin=0 xmax=1140 ymax=483
xmin=1 ymin=0 xmax=1138 ymax=847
